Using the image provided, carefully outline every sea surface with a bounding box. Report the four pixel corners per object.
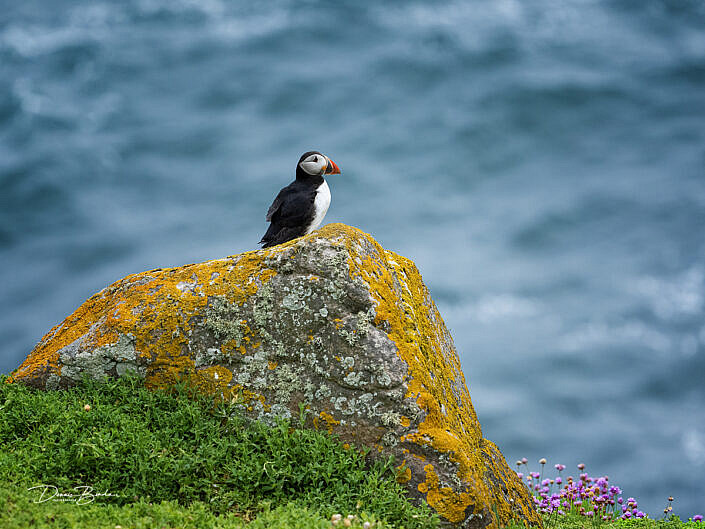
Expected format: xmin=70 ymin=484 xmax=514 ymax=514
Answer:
xmin=1 ymin=0 xmax=704 ymax=517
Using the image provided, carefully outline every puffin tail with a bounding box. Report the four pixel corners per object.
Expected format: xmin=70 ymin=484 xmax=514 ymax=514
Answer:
xmin=259 ymin=225 xmax=304 ymax=248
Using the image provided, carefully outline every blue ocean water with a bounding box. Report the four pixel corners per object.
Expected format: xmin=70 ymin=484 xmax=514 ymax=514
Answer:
xmin=1 ymin=0 xmax=704 ymax=516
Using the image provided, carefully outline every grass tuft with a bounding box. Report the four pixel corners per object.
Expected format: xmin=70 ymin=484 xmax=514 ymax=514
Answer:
xmin=0 ymin=373 xmax=436 ymax=528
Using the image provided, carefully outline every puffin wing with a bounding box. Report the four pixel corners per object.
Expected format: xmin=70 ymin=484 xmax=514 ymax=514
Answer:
xmin=265 ymin=182 xmax=316 ymax=227
xmin=265 ymin=193 xmax=283 ymax=222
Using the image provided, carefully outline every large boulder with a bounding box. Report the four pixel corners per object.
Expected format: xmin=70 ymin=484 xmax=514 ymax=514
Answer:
xmin=10 ymin=223 xmax=540 ymax=528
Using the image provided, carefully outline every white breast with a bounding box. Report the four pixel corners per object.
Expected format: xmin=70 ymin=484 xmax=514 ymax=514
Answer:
xmin=306 ymin=180 xmax=331 ymax=234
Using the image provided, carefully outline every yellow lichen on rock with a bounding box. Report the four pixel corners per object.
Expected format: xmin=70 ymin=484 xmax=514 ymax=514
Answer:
xmin=10 ymin=223 xmax=540 ymax=528
xmin=189 ymin=366 xmax=234 ymax=396
xmin=10 ymin=251 xmax=276 ymax=390
xmin=314 ymin=411 xmax=341 ymax=434
xmin=396 ymin=462 xmax=412 ymax=484
xmin=421 ymin=463 xmax=476 ymax=524
xmin=312 ymin=224 xmax=540 ymax=528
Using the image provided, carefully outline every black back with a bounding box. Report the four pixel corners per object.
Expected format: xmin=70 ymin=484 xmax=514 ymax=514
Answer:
xmin=260 ymin=152 xmax=325 ymax=247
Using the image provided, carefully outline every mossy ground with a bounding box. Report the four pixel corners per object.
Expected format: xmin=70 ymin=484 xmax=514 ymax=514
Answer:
xmin=0 ymin=489 xmax=389 ymax=529
xmin=2 ymin=374 xmax=700 ymax=529
xmin=0 ymin=373 xmax=436 ymax=529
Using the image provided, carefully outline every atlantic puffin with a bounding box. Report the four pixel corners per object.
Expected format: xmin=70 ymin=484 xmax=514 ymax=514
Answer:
xmin=259 ymin=151 xmax=341 ymax=248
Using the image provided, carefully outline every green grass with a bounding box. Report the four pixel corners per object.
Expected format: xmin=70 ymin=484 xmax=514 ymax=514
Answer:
xmin=519 ymin=513 xmax=704 ymax=529
xmin=1 ymin=486 xmax=392 ymax=529
xmin=615 ymin=517 xmax=705 ymax=529
xmin=2 ymin=374 xmax=701 ymax=529
xmin=532 ymin=510 xmax=705 ymax=529
xmin=0 ymin=373 xmax=436 ymax=529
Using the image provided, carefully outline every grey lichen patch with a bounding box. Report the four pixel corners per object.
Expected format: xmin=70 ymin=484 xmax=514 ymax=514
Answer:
xmin=302 ymin=381 xmax=316 ymax=402
xmin=301 ymin=351 xmax=326 ymax=375
xmin=235 ymin=371 xmax=251 ymax=385
xmin=202 ymin=296 xmax=249 ymax=345
xmin=381 ymin=430 xmax=399 ymax=448
xmin=251 ymin=375 xmax=269 ymax=391
xmin=271 ymin=363 xmax=304 ymax=403
xmin=195 ymin=347 xmax=231 ymax=368
xmin=380 ymin=411 xmax=402 ymax=427
xmin=334 ymin=309 xmax=374 ymax=347
xmin=356 ymin=308 xmax=374 ymax=336
xmin=315 ymin=384 xmax=332 ymax=400
xmin=376 ymin=372 xmax=393 ymax=387
xmin=331 ymin=396 xmax=350 ymax=415
xmin=59 ymin=333 xmax=144 ymax=383
xmin=357 ymin=392 xmax=374 ymax=406
xmin=281 ymin=283 xmax=314 ymax=311
xmin=388 ymin=388 xmax=405 ymax=402
xmin=338 ymin=327 xmax=359 ymax=346
xmin=355 ymin=392 xmax=384 ymax=419
xmin=113 ymin=335 xmax=144 ymax=377
xmin=437 ymin=453 xmax=464 ymax=489
xmin=403 ymin=400 xmax=424 ymax=422
xmin=252 ymin=282 xmax=275 ymax=342
xmin=258 ymin=403 xmax=293 ymax=425
xmin=343 ymin=371 xmax=363 ymax=387
xmin=45 ymin=373 xmax=62 ymax=390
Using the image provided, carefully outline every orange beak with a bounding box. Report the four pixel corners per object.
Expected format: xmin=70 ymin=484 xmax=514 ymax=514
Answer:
xmin=325 ymin=158 xmax=341 ymax=175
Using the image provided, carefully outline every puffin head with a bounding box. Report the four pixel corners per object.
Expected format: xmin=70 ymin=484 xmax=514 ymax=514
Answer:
xmin=297 ymin=151 xmax=341 ymax=178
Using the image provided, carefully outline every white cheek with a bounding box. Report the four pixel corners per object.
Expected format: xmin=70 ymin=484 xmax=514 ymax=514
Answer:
xmin=300 ymin=161 xmax=324 ymax=175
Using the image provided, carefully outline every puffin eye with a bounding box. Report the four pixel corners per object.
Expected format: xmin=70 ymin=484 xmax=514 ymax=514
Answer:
xmin=313 ymin=156 xmax=318 ymax=163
